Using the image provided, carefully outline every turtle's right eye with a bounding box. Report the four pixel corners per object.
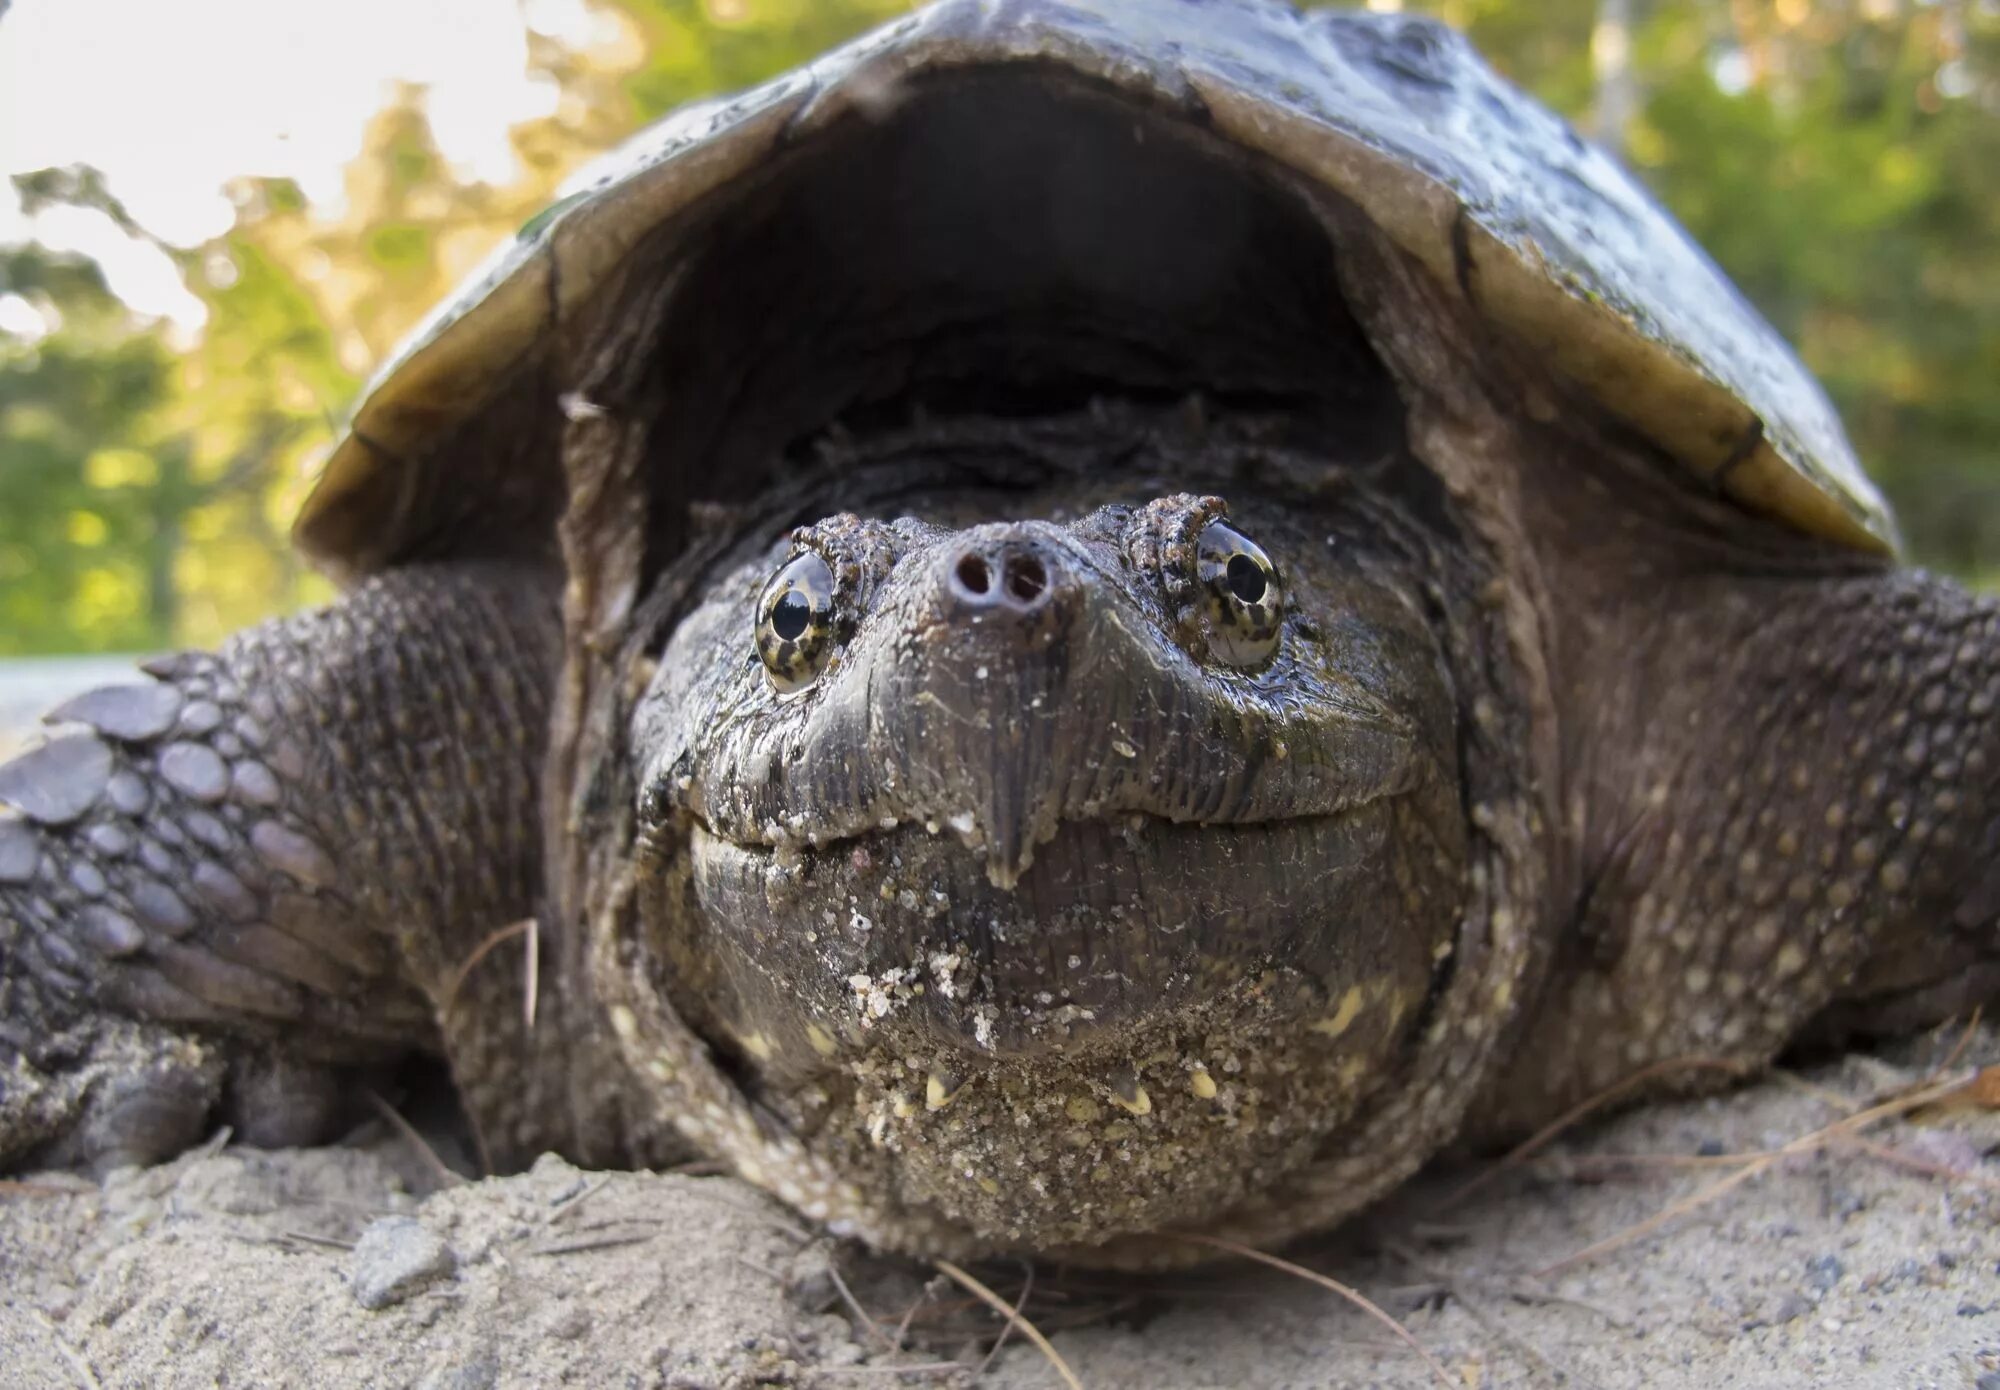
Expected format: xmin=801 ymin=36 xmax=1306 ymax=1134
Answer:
xmin=756 ymin=552 xmax=837 ymax=693
xmin=1195 ymin=519 xmax=1283 ymax=668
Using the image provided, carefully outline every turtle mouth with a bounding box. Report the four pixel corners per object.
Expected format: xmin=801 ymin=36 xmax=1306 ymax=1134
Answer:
xmin=686 ymin=797 xmax=1392 ymax=890
xmin=680 ymin=799 xmax=1405 ymax=1062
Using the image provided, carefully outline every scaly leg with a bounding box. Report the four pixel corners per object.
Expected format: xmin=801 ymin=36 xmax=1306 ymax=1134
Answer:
xmin=1480 ymin=567 xmax=2000 ymax=1135
xmin=0 ymin=562 xmax=559 ymax=1170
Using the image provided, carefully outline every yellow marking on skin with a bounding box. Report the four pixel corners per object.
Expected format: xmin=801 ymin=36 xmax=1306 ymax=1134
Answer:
xmin=1189 ymin=1068 xmax=1218 ymax=1100
xmin=1110 ymin=1085 xmax=1152 ymax=1117
xmin=805 ymin=1024 xmax=838 ymax=1058
xmin=1491 ymin=979 xmax=1513 ymax=1010
xmin=976 ymin=1177 xmax=1001 ymax=1196
xmin=891 ymin=1093 xmax=917 ymax=1119
xmin=610 ymin=1005 xmax=638 ymax=1042
xmin=925 ymin=1073 xmax=962 ymax=1110
xmin=645 ymin=1056 xmax=675 ymax=1083
xmin=1773 ymin=943 xmax=1809 ymax=977
xmin=1312 ymin=986 xmax=1366 ymax=1039
xmin=740 ymin=1032 xmax=774 ymax=1061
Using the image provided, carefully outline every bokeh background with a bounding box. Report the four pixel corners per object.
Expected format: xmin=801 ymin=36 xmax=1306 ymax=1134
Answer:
xmin=0 ymin=0 xmax=1995 ymax=662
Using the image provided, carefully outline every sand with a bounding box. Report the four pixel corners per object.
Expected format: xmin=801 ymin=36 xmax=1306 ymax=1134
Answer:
xmin=3 ymin=1026 xmax=1997 ymax=1389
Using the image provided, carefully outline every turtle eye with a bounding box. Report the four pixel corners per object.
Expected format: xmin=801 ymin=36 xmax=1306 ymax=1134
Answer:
xmin=1195 ymin=520 xmax=1283 ymax=668
xmin=756 ymin=552 xmax=837 ymax=693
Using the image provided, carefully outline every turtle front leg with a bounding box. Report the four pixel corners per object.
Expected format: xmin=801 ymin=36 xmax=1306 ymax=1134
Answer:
xmin=0 ymin=562 xmax=561 ymax=1172
xmin=1476 ymin=566 xmax=2000 ymax=1137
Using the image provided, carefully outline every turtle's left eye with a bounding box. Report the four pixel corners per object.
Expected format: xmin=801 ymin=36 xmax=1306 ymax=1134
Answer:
xmin=1196 ymin=520 xmax=1283 ymax=668
xmin=756 ymin=552 xmax=837 ymax=693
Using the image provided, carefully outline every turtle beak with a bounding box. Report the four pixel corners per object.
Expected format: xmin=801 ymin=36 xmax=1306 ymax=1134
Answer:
xmin=926 ymin=525 xmax=1086 ymax=888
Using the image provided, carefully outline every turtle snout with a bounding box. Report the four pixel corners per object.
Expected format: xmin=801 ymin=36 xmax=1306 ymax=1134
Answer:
xmin=939 ymin=529 xmax=1073 ymax=623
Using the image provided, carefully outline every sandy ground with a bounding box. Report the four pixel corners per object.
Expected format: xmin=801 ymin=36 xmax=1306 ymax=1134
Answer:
xmin=3 ymin=1028 xmax=1997 ymax=1390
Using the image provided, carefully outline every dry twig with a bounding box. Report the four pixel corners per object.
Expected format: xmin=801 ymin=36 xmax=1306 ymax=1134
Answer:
xmin=1436 ymin=1056 xmax=1749 ymax=1213
xmin=363 ymin=1091 xmax=463 ymax=1188
xmin=440 ymin=917 xmax=540 ymax=1031
xmin=934 ymin=1259 xmax=1083 ymax=1390
xmin=1166 ymin=1232 xmax=1455 ymax=1390
xmin=1536 ymin=1067 xmax=1978 ymax=1277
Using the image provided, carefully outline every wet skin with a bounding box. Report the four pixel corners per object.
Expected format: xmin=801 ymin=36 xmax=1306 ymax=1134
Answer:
xmin=632 ymin=471 xmax=1469 ymax=1247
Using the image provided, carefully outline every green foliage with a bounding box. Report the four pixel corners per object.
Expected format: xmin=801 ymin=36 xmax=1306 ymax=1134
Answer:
xmin=0 ymin=169 xmax=346 ymax=655
xmin=0 ymin=0 xmax=1994 ymax=657
xmin=0 ymin=245 xmax=175 ymax=652
xmin=612 ymin=0 xmax=910 ymax=121
xmin=1628 ymin=2 xmax=2000 ymax=575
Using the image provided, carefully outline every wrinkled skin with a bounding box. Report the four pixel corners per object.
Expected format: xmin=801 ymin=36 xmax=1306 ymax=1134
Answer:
xmin=633 ymin=462 xmax=1468 ymax=1247
xmin=5 ymin=10 xmax=2000 ymax=1269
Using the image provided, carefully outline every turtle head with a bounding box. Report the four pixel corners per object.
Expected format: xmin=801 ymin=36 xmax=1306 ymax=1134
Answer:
xmin=633 ymin=479 xmax=1466 ymax=1249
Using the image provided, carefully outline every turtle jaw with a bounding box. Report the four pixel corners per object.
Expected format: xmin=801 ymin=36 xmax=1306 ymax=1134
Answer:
xmin=681 ymin=799 xmax=1436 ymax=1066
xmin=669 ymin=799 xmax=1465 ymax=1252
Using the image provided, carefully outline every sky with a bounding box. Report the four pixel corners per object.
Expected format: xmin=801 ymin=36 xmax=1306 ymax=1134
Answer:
xmin=0 ymin=0 xmax=612 ymax=330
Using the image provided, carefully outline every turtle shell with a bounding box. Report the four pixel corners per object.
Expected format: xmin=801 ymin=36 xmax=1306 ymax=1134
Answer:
xmin=296 ymin=0 xmax=1896 ymax=578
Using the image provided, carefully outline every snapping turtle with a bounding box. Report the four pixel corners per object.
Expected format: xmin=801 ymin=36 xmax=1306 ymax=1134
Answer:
xmin=2 ymin=0 xmax=1995 ymax=1266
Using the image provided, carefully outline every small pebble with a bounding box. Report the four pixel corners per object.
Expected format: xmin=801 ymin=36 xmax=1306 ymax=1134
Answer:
xmin=349 ymin=1215 xmax=457 ymax=1310
xmin=1769 ymin=1290 xmax=1812 ymax=1324
xmin=416 ymin=1355 xmax=498 ymax=1390
xmin=1804 ymin=1253 xmax=1844 ymax=1292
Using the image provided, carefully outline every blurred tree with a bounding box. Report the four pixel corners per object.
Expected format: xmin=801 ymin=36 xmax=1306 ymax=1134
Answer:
xmin=0 ymin=0 xmax=1994 ymax=660
xmin=1630 ymin=0 xmax=2000 ymax=578
xmin=1370 ymin=0 xmax=2000 ymax=576
xmin=1 ymin=168 xmax=345 ymax=654
xmin=0 ymin=240 xmax=175 ymax=652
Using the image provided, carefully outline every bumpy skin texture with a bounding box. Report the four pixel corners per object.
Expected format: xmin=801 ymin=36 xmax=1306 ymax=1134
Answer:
xmin=0 ymin=564 xmax=565 ymax=1172
xmin=1476 ymin=475 xmax=2000 ymax=1138
xmin=633 ymin=462 xmax=1472 ymax=1249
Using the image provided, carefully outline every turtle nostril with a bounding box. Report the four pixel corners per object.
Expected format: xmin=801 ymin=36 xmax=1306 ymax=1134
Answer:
xmin=1005 ymin=554 xmax=1047 ymax=604
xmin=955 ymin=554 xmax=992 ymax=596
xmin=944 ymin=540 xmax=1063 ymax=617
